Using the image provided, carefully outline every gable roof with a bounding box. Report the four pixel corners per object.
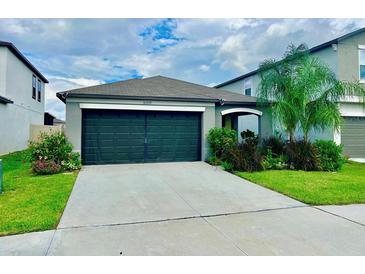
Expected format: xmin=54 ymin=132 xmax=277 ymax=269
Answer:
xmin=0 ymin=41 xmax=49 ymax=83
xmin=215 ymin=27 xmax=365 ymax=88
xmin=57 ymin=75 xmax=256 ymax=105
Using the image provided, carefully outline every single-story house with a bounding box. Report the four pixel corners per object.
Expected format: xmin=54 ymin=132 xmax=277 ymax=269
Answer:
xmin=44 ymin=112 xmax=65 ymax=126
xmin=57 ymin=76 xmax=271 ymax=165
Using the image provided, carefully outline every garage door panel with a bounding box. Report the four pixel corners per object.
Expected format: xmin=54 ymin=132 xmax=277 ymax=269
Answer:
xmin=82 ymin=109 xmax=201 ymax=164
xmin=147 ymin=146 xmax=200 ymax=153
xmin=341 ymin=117 xmax=365 ymax=158
xmin=148 ymin=139 xmax=200 ymax=146
xmin=145 ymin=111 xmax=201 ymax=163
xmin=82 ymin=109 xmax=145 ymax=165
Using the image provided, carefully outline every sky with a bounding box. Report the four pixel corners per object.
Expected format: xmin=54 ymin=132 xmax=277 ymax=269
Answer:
xmin=1 ymin=18 xmax=365 ymax=120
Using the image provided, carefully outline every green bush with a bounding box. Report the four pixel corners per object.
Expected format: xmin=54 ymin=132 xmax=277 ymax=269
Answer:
xmin=240 ymin=129 xmax=259 ymax=146
xmin=207 ymin=127 xmax=237 ymax=159
xmin=285 ymin=140 xmax=320 ymax=171
xmin=262 ymin=149 xmax=288 ymax=170
xmin=29 ymin=131 xmax=81 ymax=174
xmin=207 ymin=155 xmax=221 ymax=166
xmin=62 ymin=152 xmax=82 ymax=171
xmin=221 ymin=161 xmax=234 ymax=172
xmin=314 ymin=140 xmax=344 ymax=171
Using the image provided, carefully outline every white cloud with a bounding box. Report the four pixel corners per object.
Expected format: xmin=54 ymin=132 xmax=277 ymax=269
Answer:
xmin=329 ymin=18 xmax=365 ymax=34
xmin=45 ymin=76 xmax=104 ymax=120
xmin=199 ymin=64 xmax=210 ymax=72
xmin=207 ymin=82 xmax=218 ymax=87
xmin=121 ymin=53 xmax=172 ymax=77
xmin=1 ymin=18 xmax=365 ymax=119
xmin=225 ymin=19 xmax=262 ymax=30
xmin=215 ymin=32 xmax=250 ymax=72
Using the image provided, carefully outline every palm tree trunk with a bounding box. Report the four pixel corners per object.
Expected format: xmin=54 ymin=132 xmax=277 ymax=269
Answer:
xmin=303 ymin=131 xmax=309 ymax=143
xmin=289 ymin=132 xmax=295 ymax=143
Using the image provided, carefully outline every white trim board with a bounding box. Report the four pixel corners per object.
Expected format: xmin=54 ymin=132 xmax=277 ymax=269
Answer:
xmin=221 ymin=107 xmax=262 ymax=116
xmin=79 ymin=103 xmax=206 ymax=112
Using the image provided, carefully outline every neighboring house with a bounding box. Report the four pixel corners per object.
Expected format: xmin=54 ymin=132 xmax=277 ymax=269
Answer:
xmin=216 ymin=27 xmax=365 ymax=159
xmin=57 ymin=76 xmax=271 ymax=165
xmin=0 ymin=41 xmax=49 ymax=155
xmin=44 ymin=112 xmax=65 ymax=126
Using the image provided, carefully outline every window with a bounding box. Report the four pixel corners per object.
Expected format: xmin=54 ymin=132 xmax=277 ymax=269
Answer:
xmin=32 ymin=75 xmax=36 ymax=99
xmin=360 ymin=49 xmax=365 ymax=81
xmin=37 ymin=80 xmax=41 ymax=102
xmin=244 ymin=78 xmax=252 ymax=96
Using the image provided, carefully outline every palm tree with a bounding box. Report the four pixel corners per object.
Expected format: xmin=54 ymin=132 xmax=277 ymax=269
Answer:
xmin=257 ymin=44 xmax=365 ymax=142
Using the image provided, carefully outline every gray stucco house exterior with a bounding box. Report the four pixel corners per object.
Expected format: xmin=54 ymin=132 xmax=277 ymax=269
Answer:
xmin=0 ymin=41 xmax=48 ymax=155
xmin=57 ymin=76 xmax=271 ymax=165
xmin=216 ymin=27 xmax=365 ymax=159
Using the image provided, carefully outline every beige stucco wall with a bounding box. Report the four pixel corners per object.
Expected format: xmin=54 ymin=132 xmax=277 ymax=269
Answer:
xmin=338 ymin=31 xmax=365 ymax=82
xmin=217 ymin=74 xmax=260 ymax=97
xmin=311 ymin=45 xmax=339 ymax=77
xmin=29 ymin=124 xmax=64 ymax=142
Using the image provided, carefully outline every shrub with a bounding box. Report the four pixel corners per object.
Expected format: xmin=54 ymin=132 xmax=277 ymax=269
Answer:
xmin=207 ymin=127 xmax=237 ymax=159
xmin=207 ymin=155 xmax=221 ymax=166
xmin=225 ymin=142 xmax=263 ymax=172
xmin=314 ymin=140 xmax=344 ymax=171
xmin=62 ymin=152 xmax=82 ymax=171
xmin=262 ymin=149 xmax=288 ymax=170
xmin=221 ymin=161 xmax=234 ymax=172
xmin=261 ymin=134 xmax=286 ymax=156
xmin=285 ymin=140 xmax=320 ymax=171
xmin=240 ymin=129 xmax=259 ymax=146
xmin=29 ymin=131 xmax=81 ymax=174
xmin=31 ymin=160 xmax=61 ymax=175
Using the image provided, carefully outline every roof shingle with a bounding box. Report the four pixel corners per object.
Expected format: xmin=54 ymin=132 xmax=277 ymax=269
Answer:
xmin=57 ymin=76 xmax=256 ymax=105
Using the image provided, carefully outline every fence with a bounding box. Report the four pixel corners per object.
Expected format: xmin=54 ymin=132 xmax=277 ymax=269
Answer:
xmin=29 ymin=124 xmax=65 ymax=142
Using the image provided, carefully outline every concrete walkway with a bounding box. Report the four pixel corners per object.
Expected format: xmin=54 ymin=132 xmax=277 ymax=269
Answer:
xmin=1 ymin=162 xmax=365 ymax=255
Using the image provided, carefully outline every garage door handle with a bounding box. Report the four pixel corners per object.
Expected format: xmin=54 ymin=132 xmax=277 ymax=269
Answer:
xmin=144 ymin=137 xmax=147 ymax=144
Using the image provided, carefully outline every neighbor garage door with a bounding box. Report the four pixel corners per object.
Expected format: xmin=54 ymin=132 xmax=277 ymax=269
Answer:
xmin=82 ymin=109 xmax=201 ymax=165
xmin=341 ymin=117 xmax=365 ymax=158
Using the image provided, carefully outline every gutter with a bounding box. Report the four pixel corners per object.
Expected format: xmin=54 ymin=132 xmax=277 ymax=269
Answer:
xmin=0 ymin=95 xmax=14 ymax=104
xmin=56 ymin=92 xmax=257 ymax=106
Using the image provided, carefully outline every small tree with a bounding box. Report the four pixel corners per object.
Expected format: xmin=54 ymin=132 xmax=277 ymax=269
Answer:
xmin=257 ymin=44 xmax=365 ymax=142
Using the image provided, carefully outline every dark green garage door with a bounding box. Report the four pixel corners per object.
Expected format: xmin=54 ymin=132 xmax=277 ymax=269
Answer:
xmin=341 ymin=117 xmax=365 ymax=158
xmin=82 ymin=109 xmax=201 ymax=165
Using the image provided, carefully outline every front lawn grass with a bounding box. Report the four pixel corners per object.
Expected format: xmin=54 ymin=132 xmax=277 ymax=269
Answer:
xmin=0 ymin=150 xmax=78 ymax=236
xmin=236 ymin=161 xmax=365 ymax=205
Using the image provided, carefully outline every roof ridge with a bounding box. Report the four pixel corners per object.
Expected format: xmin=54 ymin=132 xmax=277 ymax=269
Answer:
xmin=145 ymin=75 xmax=225 ymax=100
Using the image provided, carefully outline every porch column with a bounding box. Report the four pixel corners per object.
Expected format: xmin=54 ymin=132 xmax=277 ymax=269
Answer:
xmin=258 ymin=115 xmax=262 ymax=138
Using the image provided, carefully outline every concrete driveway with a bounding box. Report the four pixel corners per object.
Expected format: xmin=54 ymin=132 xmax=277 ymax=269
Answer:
xmin=1 ymin=162 xmax=365 ymax=255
